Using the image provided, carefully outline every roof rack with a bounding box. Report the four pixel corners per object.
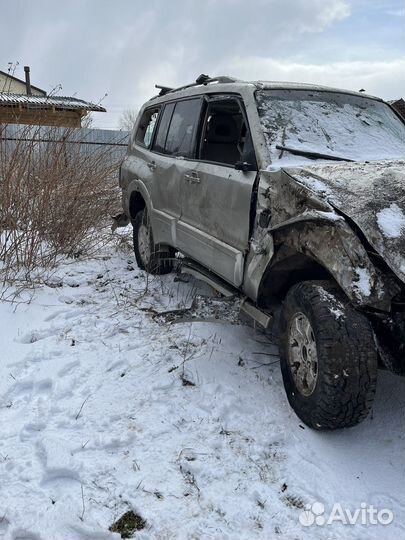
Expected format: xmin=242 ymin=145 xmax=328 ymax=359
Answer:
xmin=153 ymin=74 xmax=239 ymax=98
xmin=155 ymin=84 xmax=174 ymax=96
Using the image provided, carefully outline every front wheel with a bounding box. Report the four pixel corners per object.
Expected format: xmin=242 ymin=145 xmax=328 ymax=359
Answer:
xmin=279 ymin=280 xmax=377 ymax=430
xmin=132 ymin=209 xmax=173 ymax=275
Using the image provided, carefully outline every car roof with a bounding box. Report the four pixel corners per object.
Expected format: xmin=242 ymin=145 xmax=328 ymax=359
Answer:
xmin=147 ymin=76 xmax=382 ymax=106
xmin=255 ymin=81 xmax=379 ymax=98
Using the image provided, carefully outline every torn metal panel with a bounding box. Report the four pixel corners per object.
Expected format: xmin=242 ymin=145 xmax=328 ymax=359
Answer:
xmin=286 ymin=160 xmax=405 ymax=285
xmin=268 ymin=209 xmax=344 ymax=232
xmin=273 ymin=220 xmax=396 ymax=310
xmin=244 ymin=168 xmax=401 ymax=310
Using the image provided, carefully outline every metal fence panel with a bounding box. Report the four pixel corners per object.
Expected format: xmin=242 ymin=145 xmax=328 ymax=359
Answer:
xmin=0 ymin=124 xmax=130 ymax=162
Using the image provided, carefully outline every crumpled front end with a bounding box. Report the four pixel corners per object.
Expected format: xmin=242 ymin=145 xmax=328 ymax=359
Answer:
xmin=245 ymin=163 xmax=405 ymax=374
xmin=245 ymin=167 xmax=401 ymax=312
xmin=287 ymin=160 xmax=405 ymax=286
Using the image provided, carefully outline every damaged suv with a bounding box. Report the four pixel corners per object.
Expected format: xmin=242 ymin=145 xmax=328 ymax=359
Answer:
xmin=119 ymin=75 xmax=405 ymax=430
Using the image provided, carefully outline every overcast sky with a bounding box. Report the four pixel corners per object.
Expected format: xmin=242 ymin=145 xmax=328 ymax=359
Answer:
xmin=1 ymin=0 xmax=404 ymax=129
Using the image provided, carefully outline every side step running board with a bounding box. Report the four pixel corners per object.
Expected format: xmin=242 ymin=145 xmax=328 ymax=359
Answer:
xmin=180 ymin=259 xmax=273 ymax=330
xmin=180 ymin=259 xmax=236 ymax=298
xmin=240 ymin=298 xmax=273 ymax=330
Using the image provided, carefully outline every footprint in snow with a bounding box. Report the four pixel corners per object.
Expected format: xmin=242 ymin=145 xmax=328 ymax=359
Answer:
xmin=20 ymin=422 xmax=47 ymax=441
xmin=57 ymin=360 xmax=80 ymax=378
xmin=36 ymin=438 xmax=82 ymax=486
xmin=16 ymin=328 xmax=60 ymax=344
xmin=10 ymin=528 xmax=41 ymax=540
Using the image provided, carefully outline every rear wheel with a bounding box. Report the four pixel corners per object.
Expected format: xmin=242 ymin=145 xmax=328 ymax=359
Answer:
xmin=132 ymin=209 xmax=173 ymax=274
xmin=279 ymin=280 xmax=377 ymax=430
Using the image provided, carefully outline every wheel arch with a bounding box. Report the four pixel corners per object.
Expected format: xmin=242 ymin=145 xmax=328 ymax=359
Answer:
xmin=127 ymin=178 xmax=153 ymax=221
xmin=257 ymin=247 xmax=335 ymax=307
xmin=256 ymin=221 xmax=393 ymax=311
xmin=129 ymin=190 xmax=146 ymax=220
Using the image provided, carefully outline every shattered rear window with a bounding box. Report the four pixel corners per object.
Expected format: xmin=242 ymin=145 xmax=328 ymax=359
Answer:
xmin=256 ymin=89 xmax=405 ymax=167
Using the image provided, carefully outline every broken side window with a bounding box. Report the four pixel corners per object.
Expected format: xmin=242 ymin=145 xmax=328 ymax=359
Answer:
xmin=153 ymin=102 xmax=175 ymax=154
xmin=135 ymin=107 xmax=160 ymax=148
xmin=199 ymin=98 xmax=256 ymax=167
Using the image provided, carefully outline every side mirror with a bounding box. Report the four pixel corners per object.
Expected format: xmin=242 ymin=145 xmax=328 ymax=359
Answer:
xmin=235 ymin=161 xmax=254 ymax=172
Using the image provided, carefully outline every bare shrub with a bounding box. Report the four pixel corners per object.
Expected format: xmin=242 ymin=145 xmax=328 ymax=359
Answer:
xmin=0 ymin=122 xmax=125 ymax=284
xmin=118 ymin=109 xmax=138 ymax=131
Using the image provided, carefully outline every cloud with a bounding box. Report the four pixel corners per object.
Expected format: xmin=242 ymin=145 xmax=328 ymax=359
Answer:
xmin=214 ymin=56 xmax=405 ymax=100
xmin=88 ymin=0 xmax=353 ymax=125
xmin=287 ymin=0 xmax=351 ymax=33
xmin=386 ymin=8 xmax=405 ymax=16
xmin=2 ymin=0 xmax=403 ymax=129
xmin=201 ymin=0 xmax=351 ymax=36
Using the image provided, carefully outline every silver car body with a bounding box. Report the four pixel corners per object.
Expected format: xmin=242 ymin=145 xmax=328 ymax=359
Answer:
xmin=120 ymin=80 xmax=405 ymax=327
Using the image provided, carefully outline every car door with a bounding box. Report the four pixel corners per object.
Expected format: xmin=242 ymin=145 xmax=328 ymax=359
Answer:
xmin=149 ymin=98 xmax=203 ymax=248
xmin=124 ymin=104 xmax=177 ymax=248
xmin=178 ymin=95 xmax=257 ymax=287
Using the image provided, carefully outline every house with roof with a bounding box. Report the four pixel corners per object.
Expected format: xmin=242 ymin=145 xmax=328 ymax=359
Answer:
xmin=0 ymin=66 xmax=105 ymax=127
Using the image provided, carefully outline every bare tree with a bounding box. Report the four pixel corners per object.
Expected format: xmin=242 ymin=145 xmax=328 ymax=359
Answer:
xmin=118 ymin=109 xmax=138 ymax=131
xmin=81 ymin=112 xmax=94 ymax=128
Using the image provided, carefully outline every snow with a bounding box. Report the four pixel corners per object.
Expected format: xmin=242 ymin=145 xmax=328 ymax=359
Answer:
xmin=0 ymin=234 xmax=404 ymax=540
xmin=311 ymin=210 xmax=343 ymax=222
xmin=353 ymin=267 xmax=372 ymax=297
xmin=291 ymin=176 xmax=334 ymax=198
xmin=316 ymin=286 xmax=345 ymax=319
xmin=256 ymin=90 xmax=405 ymax=167
xmin=377 ymin=203 xmax=405 ymax=239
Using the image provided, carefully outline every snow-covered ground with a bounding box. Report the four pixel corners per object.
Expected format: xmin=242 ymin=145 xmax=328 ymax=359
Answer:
xmin=0 ymin=234 xmax=404 ymax=540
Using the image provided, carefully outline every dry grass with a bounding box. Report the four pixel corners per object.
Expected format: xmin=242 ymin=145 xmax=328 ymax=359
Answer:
xmin=0 ymin=122 xmax=124 ymax=284
xmin=109 ymin=510 xmax=146 ymax=538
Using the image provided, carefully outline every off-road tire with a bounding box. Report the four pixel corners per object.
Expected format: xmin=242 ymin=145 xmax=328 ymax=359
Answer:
xmin=132 ymin=209 xmax=173 ymax=275
xmin=279 ymin=280 xmax=377 ymax=430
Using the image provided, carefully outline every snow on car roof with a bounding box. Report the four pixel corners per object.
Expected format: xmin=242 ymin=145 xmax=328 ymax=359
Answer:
xmin=253 ymin=81 xmax=381 ymax=100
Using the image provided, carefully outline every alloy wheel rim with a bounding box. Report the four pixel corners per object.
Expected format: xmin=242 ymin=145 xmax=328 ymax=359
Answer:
xmin=138 ymin=223 xmax=151 ymax=265
xmin=288 ymin=312 xmax=319 ymax=397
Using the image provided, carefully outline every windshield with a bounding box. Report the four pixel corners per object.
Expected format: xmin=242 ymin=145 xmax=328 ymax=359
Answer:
xmin=256 ymin=89 xmax=405 ymax=167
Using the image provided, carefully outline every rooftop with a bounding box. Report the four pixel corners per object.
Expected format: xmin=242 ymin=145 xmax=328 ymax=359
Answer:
xmin=0 ymin=69 xmax=46 ymax=95
xmin=0 ymin=92 xmax=106 ymax=112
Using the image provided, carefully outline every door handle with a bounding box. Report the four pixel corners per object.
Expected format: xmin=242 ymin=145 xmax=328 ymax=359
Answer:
xmin=184 ymin=172 xmax=200 ymax=184
xmin=147 ymin=161 xmax=156 ymax=171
